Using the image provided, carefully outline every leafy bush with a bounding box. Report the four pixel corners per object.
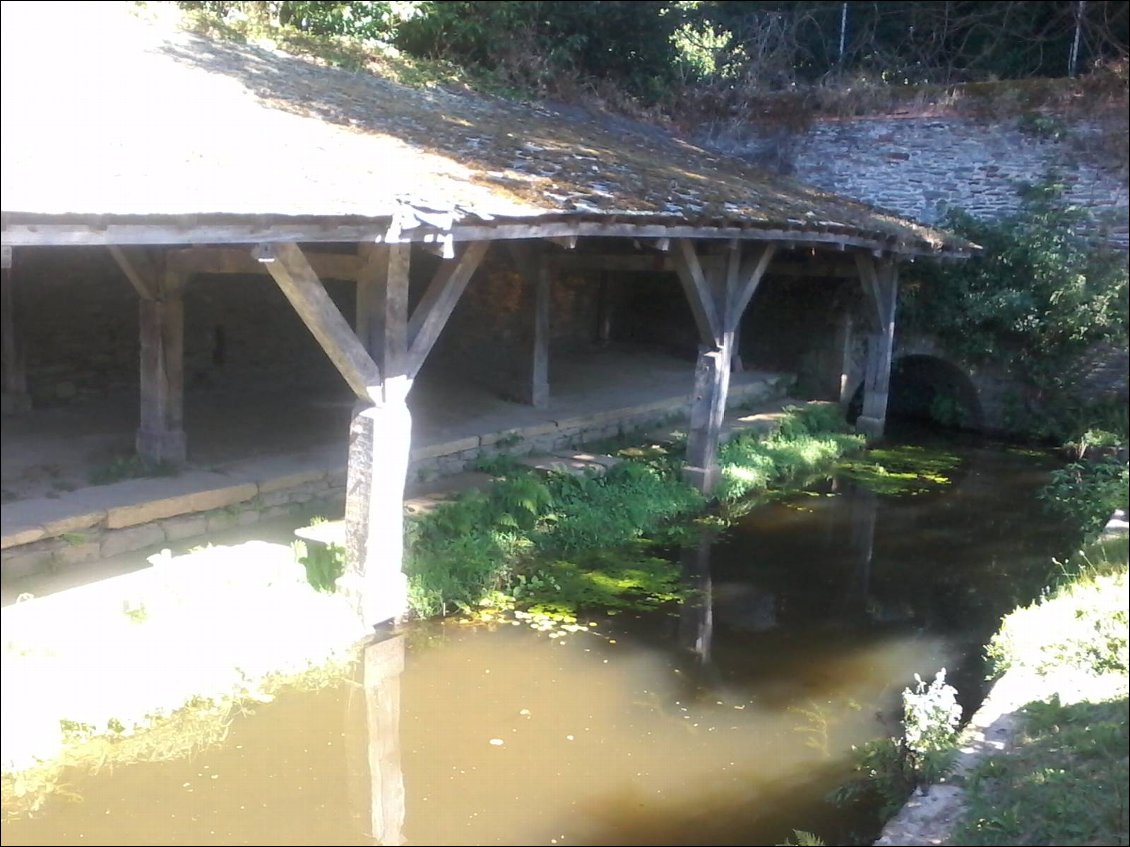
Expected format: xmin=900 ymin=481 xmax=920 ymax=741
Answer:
xmin=902 ymin=186 xmax=1128 ymax=442
xmin=1040 ymin=455 xmax=1129 ymax=538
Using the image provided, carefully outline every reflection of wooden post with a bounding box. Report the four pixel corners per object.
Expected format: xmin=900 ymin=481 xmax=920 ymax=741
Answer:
xmin=365 ymin=634 xmax=406 ymax=846
xmin=845 ymin=488 xmax=878 ymax=617
xmin=678 ymin=531 xmax=714 ymax=663
xmin=1 ymin=248 xmax=31 ymax=415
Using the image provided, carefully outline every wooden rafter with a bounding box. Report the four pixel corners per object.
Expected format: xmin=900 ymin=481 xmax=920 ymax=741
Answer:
xmin=405 ymin=240 xmax=489 ymax=379
xmin=256 ymin=241 xmax=382 ymax=403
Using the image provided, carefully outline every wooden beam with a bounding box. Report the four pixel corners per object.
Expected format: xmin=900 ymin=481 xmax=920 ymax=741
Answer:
xmin=355 ymin=244 xmax=389 ymax=356
xmin=2 ymin=219 xmax=965 ymax=260
xmin=257 ymin=242 xmax=382 ymax=403
xmin=384 ymin=244 xmax=410 ymax=394
xmin=405 ymin=240 xmax=489 ymax=379
xmin=671 ymin=239 xmax=722 ymax=345
xmin=108 ymin=245 xmax=160 ymax=300
xmin=729 ymin=243 xmax=777 ymax=328
xmin=168 ymin=247 xmax=362 ymax=281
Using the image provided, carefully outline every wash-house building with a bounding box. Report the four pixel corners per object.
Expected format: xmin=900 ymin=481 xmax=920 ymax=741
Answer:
xmin=0 ymin=5 xmax=971 ymax=626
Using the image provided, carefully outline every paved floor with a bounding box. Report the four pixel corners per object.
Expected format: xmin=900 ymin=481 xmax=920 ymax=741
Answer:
xmin=2 ymin=346 xmax=777 ymax=502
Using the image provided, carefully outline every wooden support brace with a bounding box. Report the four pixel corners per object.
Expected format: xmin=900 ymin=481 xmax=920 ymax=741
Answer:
xmin=729 ymin=243 xmax=777 ymax=329
xmin=109 ymin=245 xmax=161 ymax=301
xmin=257 ymin=242 xmax=382 ymax=403
xmin=405 ymin=240 xmax=489 ymax=380
xmin=672 ymin=239 xmax=722 ymax=346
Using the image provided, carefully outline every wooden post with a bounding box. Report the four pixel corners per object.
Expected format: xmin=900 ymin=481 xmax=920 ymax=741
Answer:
xmin=674 ymin=241 xmax=774 ymax=494
xmin=343 ymin=401 xmax=411 ymax=627
xmin=529 ymin=249 xmax=550 ymax=408
xmin=836 ymin=312 xmax=854 ymax=407
xmin=1 ymin=247 xmax=31 ymax=415
xmin=854 ymin=255 xmax=899 ymax=438
xmin=507 ymin=242 xmax=550 ymax=408
xmin=257 ymin=242 xmax=408 ymax=628
xmin=111 ymin=247 xmax=187 ymax=466
xmin=595 ymin=271 xmax=614 ymax=348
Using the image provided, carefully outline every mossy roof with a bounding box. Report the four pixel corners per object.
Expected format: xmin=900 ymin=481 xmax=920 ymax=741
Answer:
xmin=0 ymin=4 xmax=970 ymax=256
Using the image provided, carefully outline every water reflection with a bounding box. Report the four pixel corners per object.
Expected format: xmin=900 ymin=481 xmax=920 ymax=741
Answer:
xmin=346 ymin=633 xmax=406 ymax=846
xmin=2 ymin=442 xmax=1070 ymax=847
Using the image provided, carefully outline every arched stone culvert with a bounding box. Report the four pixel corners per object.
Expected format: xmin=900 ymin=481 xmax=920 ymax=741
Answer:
xmin=888 ymin=354 xmax=984 ymax=430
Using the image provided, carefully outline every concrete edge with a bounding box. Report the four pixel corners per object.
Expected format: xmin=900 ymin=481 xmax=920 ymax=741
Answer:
xmin=3 ymin=378 xmax=794 ymax=554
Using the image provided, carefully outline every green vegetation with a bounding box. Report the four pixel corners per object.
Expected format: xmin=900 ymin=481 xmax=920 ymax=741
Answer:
xmin=88 ymin=455 xmax=179 ymax=486
xmin=837 ymin=445 xmax=963 ymax=496
xmin=1040 ymin=454 xmax=1129 ymax=539
xmin=172 ymin=2 xmax=1129 ymax=115
xmin=715 ymin=402 xmax=864 ymax=502
xmin=903 ymin=187 xmax=1129 ymax=445
xmin=833 ymin=670 xmax=963 ymax=818
xmin=397 ymin=403 xmax=862 ymax=621
xmin=956 ymin=531 xmax=1129 ymax=847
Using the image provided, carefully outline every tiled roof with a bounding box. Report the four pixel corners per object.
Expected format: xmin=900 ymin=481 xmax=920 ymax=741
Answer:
xmin=0 ymin=3 xmax=971 ymax=255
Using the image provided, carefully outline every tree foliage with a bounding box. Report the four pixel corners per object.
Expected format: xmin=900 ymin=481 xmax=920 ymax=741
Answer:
xmin=901 ymin=182 xmax=1129 ymax=440
xmin=177 ymin=1 xmax=1129 ymax=104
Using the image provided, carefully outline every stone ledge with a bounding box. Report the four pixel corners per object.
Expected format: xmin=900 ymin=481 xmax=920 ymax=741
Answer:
xmin=106 ymin=482 xmax=259 ymax=529
xmin=1 ymin=526 xmax=48 ymax=550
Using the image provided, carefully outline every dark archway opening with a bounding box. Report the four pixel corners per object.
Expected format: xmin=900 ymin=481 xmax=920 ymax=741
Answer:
xmin=847 ymin=355 xmax=983 ymax=432
xmin=888 ymin=355 xmax=983 ymax=430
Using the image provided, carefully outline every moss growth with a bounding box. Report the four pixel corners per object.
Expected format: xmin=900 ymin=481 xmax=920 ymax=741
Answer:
xmin=837 ymin=445 xmax=964 ymax=496
xmin=406 ymin=403 xmax=863 ymax=622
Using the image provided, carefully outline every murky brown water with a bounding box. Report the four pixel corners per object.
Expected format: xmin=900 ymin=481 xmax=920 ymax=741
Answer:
xmin=2 ymin=436 xmax=1070 ymax=846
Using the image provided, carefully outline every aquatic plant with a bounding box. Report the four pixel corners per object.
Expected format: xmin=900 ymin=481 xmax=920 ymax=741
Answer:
xmin=833 ymin=669 xmax=962 ymax=817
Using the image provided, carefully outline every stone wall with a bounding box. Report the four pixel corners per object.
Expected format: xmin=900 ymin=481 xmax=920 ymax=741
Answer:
xmin=7 ymin=248 xmax=609 ymax=408
xmin=703 ymin=107 xmax=1129 ymax=248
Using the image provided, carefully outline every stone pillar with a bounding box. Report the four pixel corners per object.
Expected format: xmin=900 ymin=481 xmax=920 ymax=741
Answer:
xmin=136 ymin=270 xmax=187 ymax=465
xmin=1 ymin=249 xmax=31 ymax=416
xmin=342 ymin=399 xmax=412 ymax=628
xmin=683 ymin=334 xmax=733 ymax=495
